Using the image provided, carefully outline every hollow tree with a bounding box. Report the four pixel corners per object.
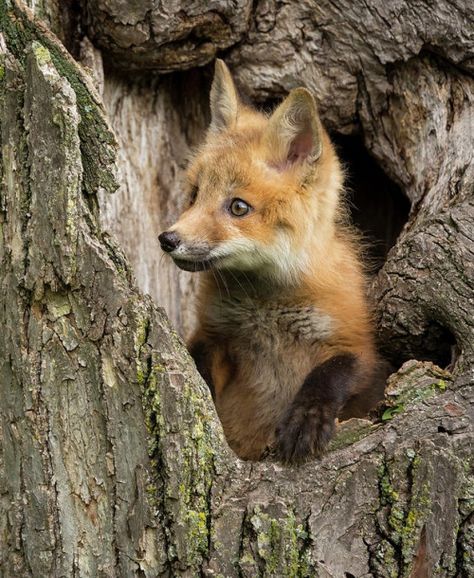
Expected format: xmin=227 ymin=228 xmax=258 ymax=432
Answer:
xmin=0 ymin=1 xmax=473 ymax=576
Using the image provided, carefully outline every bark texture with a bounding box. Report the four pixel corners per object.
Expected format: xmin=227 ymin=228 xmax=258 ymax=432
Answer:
xmin=81 ymin=0 xmax=252 ymax=72
xmin=0 ymin=1 xmax=473 ymax=577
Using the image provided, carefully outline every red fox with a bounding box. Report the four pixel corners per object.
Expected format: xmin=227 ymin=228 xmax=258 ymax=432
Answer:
xmin=159 ymin=60 xmax=386 ymax=464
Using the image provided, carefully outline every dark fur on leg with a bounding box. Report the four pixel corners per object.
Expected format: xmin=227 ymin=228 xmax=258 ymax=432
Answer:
xmin=189 ymin=341 xmax=215 ymax=400
xmin=275 ymin=354 xmax=357 ymax=464
xmin=339 ymin=357 xmax=392 ymax=420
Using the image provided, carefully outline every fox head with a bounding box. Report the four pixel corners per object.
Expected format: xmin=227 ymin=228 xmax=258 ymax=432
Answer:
xmin=159 ymin=60 xmax=344 ymax=283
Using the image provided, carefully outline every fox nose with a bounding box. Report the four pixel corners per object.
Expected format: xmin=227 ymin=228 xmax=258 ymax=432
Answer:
xmin=159 ymin=231 xmax=181 ymax=252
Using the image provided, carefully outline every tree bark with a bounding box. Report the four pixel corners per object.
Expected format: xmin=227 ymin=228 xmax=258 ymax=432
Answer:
xmin=0 ymin=1 xmax=473 ymax=577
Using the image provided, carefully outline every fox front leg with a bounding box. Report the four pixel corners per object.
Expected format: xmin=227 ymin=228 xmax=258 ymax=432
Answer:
xmin=275 ymin=354 xmax=357 ymax=464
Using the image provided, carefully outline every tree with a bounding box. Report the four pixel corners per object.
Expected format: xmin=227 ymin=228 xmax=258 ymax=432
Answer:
xmin=0 ymin=1 xmax=472 ymax=576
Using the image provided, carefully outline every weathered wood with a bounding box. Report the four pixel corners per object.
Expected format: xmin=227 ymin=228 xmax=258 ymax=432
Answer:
xmin=368 ymin=56 xmax=474 ymax=369
xmin=0 ymin=5 xmax=163 ymax=573
xmin=0 ymin=1 xmax=473 ymax=577
xmin=99 ymin=68 xmax=208 ymax=339
xmin=81 ymin=0 xmax=252 ymax=72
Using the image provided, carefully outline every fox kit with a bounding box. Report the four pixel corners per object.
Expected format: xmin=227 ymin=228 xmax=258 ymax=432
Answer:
xmin=159 ymin=60 xmax=386 ymax=464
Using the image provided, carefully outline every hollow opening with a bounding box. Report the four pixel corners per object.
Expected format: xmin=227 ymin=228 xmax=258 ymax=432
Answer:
xmin=331 ymin=134 xmax=457 ymax=370
xmin=332 ymin=133 xmax=411 ymax=271
xmin=421 ymin=321 xmax=456 ymax=367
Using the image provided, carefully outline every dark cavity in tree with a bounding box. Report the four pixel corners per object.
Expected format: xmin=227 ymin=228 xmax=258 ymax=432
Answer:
xmin=334 ymin=133 xmax=410 ymax=271
xmin=333 ymin=134 xmax=457 ymax=369
xmin=387 ymin=319 xmax=457 ymax=371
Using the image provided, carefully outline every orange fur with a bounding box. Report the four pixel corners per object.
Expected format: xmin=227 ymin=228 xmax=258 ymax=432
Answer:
xmin=160 ymin=60 xmax=383 ymax=461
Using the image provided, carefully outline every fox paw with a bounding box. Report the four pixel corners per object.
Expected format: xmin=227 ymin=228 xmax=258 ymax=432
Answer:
xmin=274 ymin=404 xmax=336 ymax=465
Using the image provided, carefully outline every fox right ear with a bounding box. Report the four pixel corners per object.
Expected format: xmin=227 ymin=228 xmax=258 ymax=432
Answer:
xmin=263 ymin=88 xmax=323 ymax=170
xmin=209 ymin=59 xmax=239 ymax=132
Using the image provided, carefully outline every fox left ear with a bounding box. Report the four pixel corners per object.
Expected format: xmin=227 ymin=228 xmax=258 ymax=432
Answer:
xmin=264 ymin=88 xmax=323 ymax=169
xmin=209 ymin=59 xmax=239 ymax=133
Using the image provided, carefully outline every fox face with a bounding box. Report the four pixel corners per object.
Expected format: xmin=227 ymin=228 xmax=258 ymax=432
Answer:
xmin=159 ymin=60 xmax=343 ymax=283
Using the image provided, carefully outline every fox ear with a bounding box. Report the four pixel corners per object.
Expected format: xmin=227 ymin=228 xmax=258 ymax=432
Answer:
xmin=209 ymin=59 xmax=239 ymax=132
xmin=264 ymin=88 xmax=323 ymax=169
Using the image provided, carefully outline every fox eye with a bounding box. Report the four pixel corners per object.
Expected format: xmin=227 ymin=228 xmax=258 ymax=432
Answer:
xmin=189 ymin=186 xmax=198 ymax=206
xmin=229 ymin=198 xmax=251 ymax=217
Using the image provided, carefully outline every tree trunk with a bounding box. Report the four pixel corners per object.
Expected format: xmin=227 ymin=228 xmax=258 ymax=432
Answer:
xmin=0 ymin=1 xmax=472 ymax=577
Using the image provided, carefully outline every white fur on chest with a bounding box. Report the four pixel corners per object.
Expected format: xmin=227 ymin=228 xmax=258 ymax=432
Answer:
xmin=206 ymin=296 xmax=334 ymax=346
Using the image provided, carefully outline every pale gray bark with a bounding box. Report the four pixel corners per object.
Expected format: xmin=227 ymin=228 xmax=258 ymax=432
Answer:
xmin=98 ymin=70 xmax=207 ymax=338
xmin=0 ymin=1 xmax=473 ymax=577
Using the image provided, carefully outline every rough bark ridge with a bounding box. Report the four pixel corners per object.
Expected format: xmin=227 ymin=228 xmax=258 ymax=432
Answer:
xmin=81 ymin=0 xmax=252 ymax=72
xmin=0 ymin=1 xmax=473 ymax=577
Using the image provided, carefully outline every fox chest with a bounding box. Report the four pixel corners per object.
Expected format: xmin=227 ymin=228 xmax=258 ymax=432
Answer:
xmin=203 ymin=298 xmax=335 ymax=458
xmin=206 ymin=297 xmax=334 ymax=349
xmin=205 ymin=298 xmax=334 ymax=447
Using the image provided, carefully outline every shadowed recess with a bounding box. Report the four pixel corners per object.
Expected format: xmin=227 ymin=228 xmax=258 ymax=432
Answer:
xmin=333 ymin=133 xmax=411 ymax=271
xmin=332 ymin=134 xmax=457 ymax=369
